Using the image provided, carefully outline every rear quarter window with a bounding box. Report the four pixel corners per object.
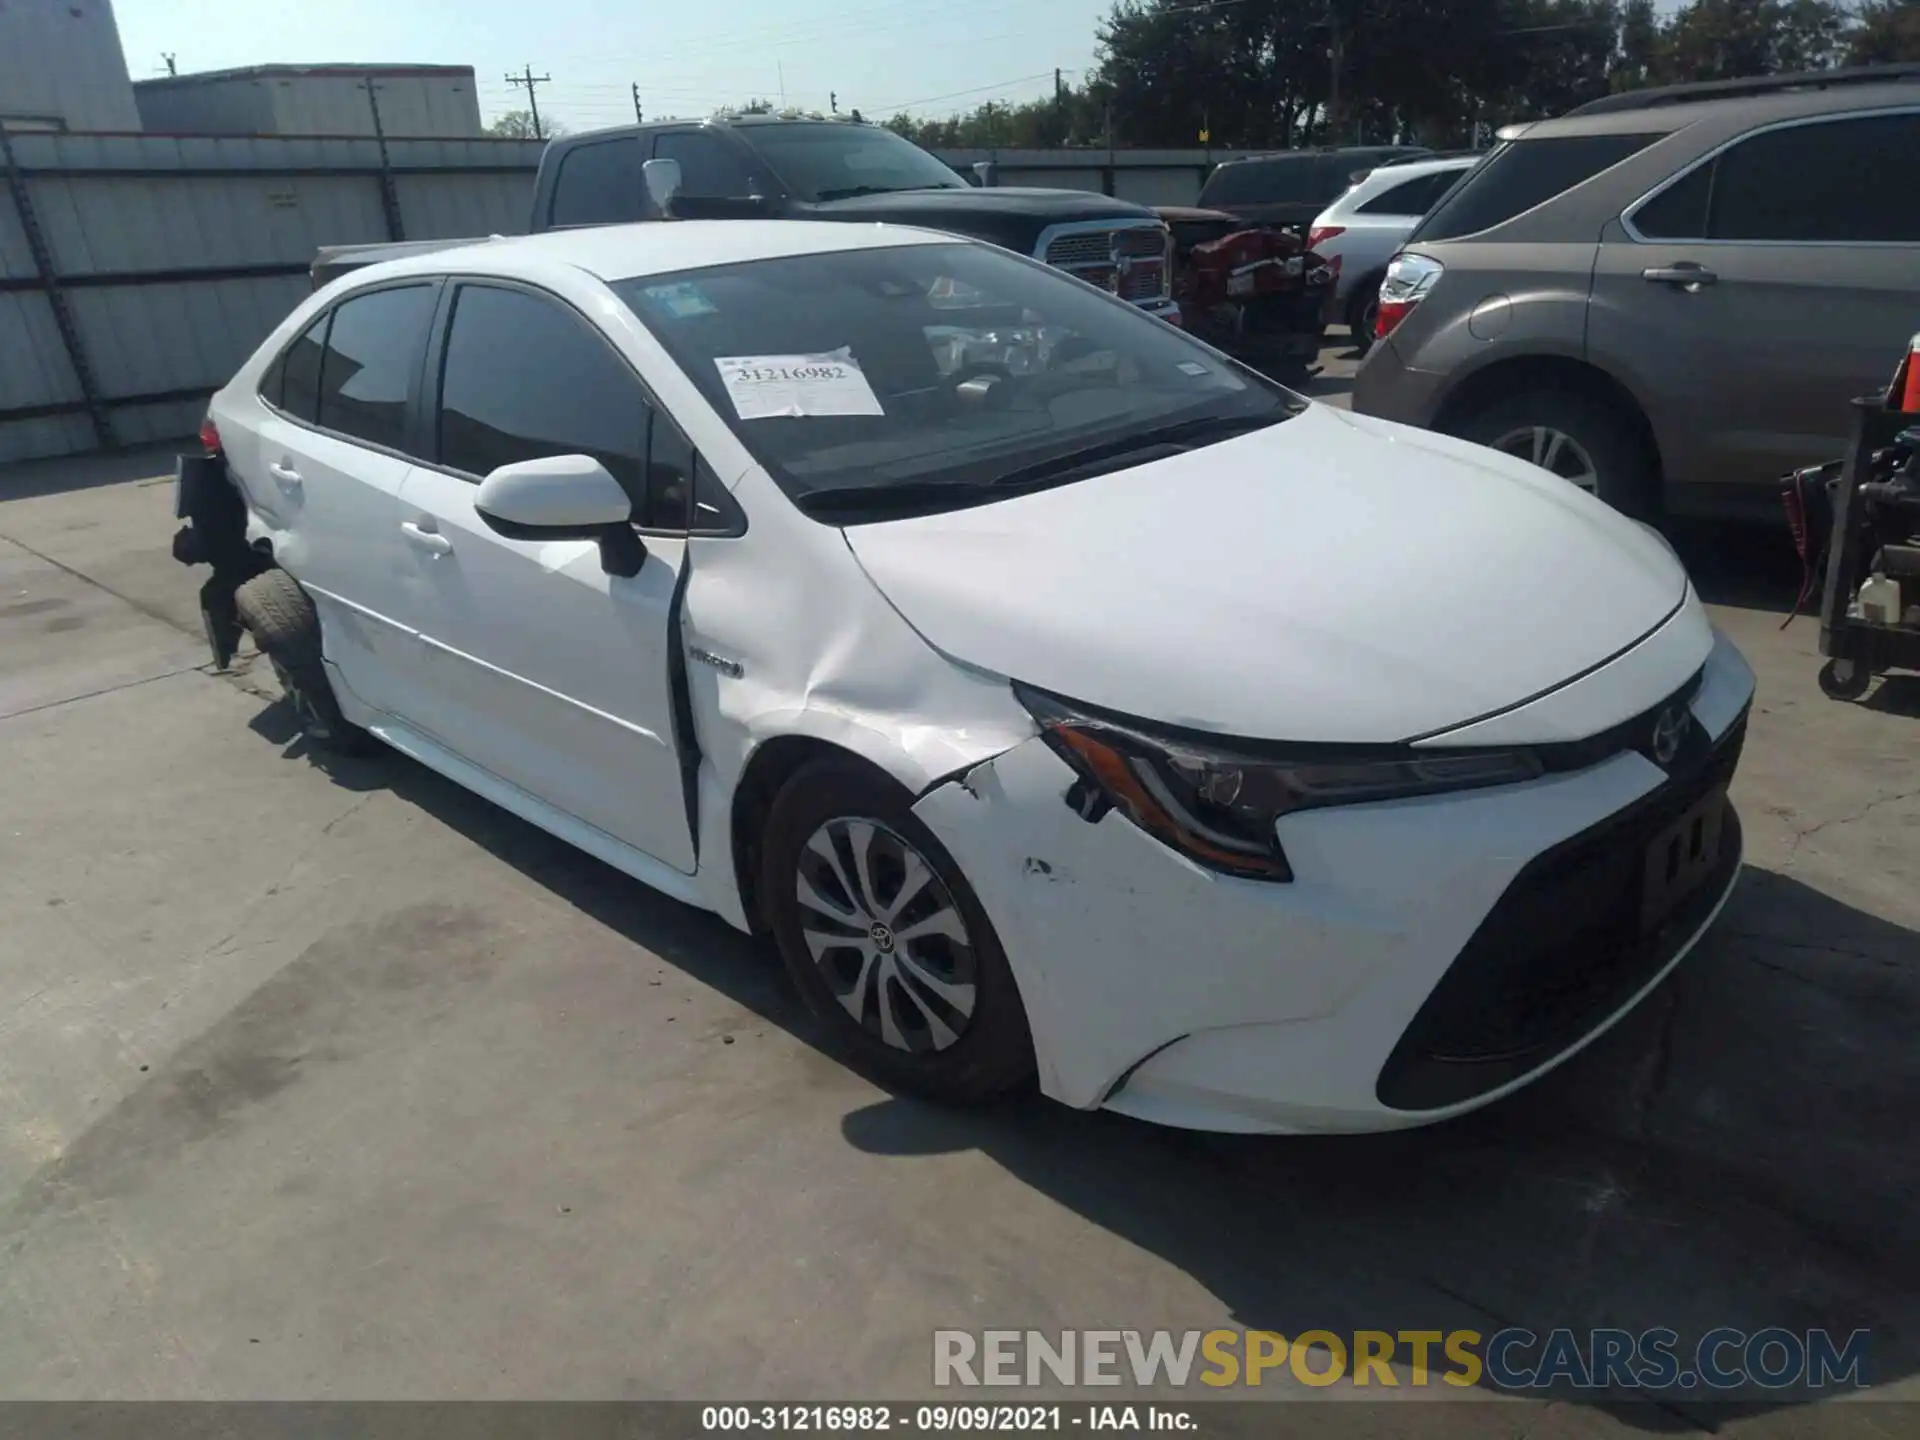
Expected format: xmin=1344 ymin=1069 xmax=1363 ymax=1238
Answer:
xmin=1413 ymin=133 xmax=1659 ymax=242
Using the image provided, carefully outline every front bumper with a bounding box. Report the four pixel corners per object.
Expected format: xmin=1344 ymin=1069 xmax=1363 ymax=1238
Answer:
xmin=912 ymin=626 xmax=1755 ymax=1134
xmin=1349 ymin=335 xmax=1446 ymax=425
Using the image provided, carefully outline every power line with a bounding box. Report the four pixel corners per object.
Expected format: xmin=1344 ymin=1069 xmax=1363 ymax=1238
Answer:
xmin=872 ymin=70 xmax=1062 ymax=114
xmin=504 ymin=64 xmax=552 ymax=138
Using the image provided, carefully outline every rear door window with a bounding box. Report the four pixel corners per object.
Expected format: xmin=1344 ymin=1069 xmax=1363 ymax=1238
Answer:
xmin=550 ymin=136 xmax=647 ymax=227
xmin=1413 ymin=134 xmax=1659 ymax=241
xmin=316 ymin=284 xmax=437 ymax=452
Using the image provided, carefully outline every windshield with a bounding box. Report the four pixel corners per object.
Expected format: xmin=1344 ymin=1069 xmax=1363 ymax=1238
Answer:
xmin=735 ymin=123 xmax=968 ymax=201
xmin=615 ymin=242 xmax=1296 ymax=519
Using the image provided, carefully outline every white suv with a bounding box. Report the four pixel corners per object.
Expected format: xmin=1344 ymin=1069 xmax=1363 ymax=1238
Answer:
xmin=1309 ymin=155 xmax=1479 ymax=351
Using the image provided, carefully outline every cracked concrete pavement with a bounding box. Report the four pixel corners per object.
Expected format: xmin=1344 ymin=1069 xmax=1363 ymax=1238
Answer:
xmin=0 ymin=427 xmax=1915 ymax=1434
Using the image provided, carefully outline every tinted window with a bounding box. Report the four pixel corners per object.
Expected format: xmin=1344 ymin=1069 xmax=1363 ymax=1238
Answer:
xmin=1202 ymin=156 xmax=1315 ymax=206
xmin=437 ymin=284 xmax=647 ymax=500
xmin=317 ymin=285 xmax=433 ymax=449
xmin=551 ymin=136 xmax=646 ymax=227
xmin=1630 ymin=160 xmax=1713 ymax=239
xmin=654 ymin=130 xmax=759 ymax=199
xmin=735 ymin=123 xmax=964 ymax=202
xmin=1707 ymin=113 xmax=1920 ymax=242
xmin=1414 ymin=134 xmax=1658 ymax=241
xmin=615 ymin=241 xmax=1290 ymax=516
xmin=1358 ymin=172 xmax=1451 ymax=216
xmin=276 ymin=314 xmax=328 ymax=423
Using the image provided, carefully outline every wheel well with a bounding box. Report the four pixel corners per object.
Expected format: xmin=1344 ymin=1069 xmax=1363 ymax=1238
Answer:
xmin=1432 ymin=355 xmax=1663 ymax=486
xmin=729 ymin=736 xmax=878 ymax=935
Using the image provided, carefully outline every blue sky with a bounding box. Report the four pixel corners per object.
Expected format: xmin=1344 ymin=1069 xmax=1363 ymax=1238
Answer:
xmin=113 ymin=0 xmax=1119 ymax=130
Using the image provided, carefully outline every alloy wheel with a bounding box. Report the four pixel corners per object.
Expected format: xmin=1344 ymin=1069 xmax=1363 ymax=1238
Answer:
xmin=1491 ymin=424 xmax=1600 ymax=492
xmin=794 ymin=818 xmax=979 ymax=1054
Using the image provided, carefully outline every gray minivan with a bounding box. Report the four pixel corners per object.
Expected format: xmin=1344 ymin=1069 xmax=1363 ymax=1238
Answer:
xmin=1351 ymin=67 xmax=1920 ymax=520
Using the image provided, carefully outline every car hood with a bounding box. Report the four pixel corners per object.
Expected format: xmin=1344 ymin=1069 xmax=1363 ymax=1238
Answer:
xmin=843 ymin=405 xmax=1689 ymax=744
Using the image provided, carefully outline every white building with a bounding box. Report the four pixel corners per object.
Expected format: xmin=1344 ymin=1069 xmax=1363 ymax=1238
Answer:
xmin=0 ymin=0 xmax=142 ymax=132
xmin=133 ymin=64 xmax=484 ymax=138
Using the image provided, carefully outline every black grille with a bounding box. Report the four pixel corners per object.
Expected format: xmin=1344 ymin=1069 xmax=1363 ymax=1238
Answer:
xmin=1376 ymin=711 xmax=1748 ymax=1113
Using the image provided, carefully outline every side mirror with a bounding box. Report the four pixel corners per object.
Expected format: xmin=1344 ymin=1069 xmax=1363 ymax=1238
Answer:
xmin=475 ymin=455 xmax=646 ymax=578
xmin=643 ymin=158 xmax=682 ymax=218
xmin=972 ymin=160 xmax=998 ymax=188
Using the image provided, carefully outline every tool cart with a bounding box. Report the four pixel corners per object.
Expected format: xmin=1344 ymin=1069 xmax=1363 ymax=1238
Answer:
xmin=1805 ymin=336 xmax=1920 ymax=701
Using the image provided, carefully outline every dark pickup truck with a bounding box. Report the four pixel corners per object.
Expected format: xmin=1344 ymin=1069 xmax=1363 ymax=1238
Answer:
xmin=315 ymin=115 xmax=1179 ymax=321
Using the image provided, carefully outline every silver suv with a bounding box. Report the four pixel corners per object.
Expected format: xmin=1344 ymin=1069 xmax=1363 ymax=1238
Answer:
xmin=1352 ymin=66 xmax=1920 ymax=520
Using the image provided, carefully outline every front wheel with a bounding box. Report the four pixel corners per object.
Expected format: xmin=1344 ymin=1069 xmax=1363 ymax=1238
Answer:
xmin=759 ymin=758 xmax=1035 ymax=1103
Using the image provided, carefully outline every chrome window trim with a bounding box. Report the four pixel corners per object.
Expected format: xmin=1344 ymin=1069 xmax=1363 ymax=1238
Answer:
xmin=1619 ymin=103 xmax=1920 ymax=245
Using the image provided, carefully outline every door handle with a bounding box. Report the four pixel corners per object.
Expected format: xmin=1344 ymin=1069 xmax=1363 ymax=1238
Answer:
xmin=1642 ymin=264 xmax=1717 ymax=289
xmin=401 ymin=520 xmax=453 ymax=555
xmin=268 ymin=460 xmax=303 ymax=488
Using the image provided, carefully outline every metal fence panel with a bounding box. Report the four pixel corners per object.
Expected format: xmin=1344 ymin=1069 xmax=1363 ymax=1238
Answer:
xmin=395 ymin=171 xmax=535 ymax=240
xmin=0 ymin=415 xmax=93 ymax=466
xmin=0 ymin=291 xmax=80 ymax=410
xmin=68 ymin=274 xmax=307 ymax=400
xmin=28 ymin=173 xmax=390 ymax=276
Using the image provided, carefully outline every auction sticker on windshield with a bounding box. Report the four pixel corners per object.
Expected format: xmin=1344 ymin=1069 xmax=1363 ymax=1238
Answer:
xmin=715 ymin=349 xmax=884 ymax=420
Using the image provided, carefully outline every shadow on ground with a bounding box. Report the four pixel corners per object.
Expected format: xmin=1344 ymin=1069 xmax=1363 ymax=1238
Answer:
xmin=0 ymin=443 xmax=185 ymax=502
xmin=257 ymin=696 xmax=1917 ymax=1429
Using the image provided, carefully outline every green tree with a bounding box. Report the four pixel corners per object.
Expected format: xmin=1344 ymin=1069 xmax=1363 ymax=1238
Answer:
xmin=485 ymin=109 xmax=564 ymax=139
xmin=1659 ymin=0 xmax=1846 ymax=81
xmin=1846 ymin=0 xmax=1920 ymax=61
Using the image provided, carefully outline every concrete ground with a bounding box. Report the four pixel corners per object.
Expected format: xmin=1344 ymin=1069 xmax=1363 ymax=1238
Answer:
xmin=1 ymin=348 xmax=1916 ymax=1434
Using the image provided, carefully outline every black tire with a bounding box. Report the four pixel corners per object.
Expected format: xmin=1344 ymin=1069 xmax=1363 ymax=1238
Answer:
xmin=1345 ymin=280 xmax=1379 ymax=358
xmin=233 ymin=569 xmax=378 ymax=756
xmin=759 ymin=757 xmax=1036 ymax=1103
xmin=1459 ymin=388 xmax=1658 ymax=519
xmin=1818 ymin=657 xmax=1874 ymax=701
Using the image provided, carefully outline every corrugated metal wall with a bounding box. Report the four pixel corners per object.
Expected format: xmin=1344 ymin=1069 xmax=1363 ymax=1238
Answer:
xmin=0 ymin=0 xmax=142 ymax=133
xmin=1 ymin=131 xmax=544 ymax=466
xmin=2 ymin=134 xmax=1225 ymax=467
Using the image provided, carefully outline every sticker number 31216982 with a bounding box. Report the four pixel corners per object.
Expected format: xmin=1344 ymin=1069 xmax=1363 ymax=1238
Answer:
xmin=714 ymin=349 xmax=885 ymax=420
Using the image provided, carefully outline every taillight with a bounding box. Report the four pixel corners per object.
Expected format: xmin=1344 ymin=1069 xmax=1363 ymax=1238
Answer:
xmin=1306 ymin=225 xmax=1345 ymax=250
xmin=1374 ymin=253 xmax=1444 ymax=341
xmin=199 ymin=415 xmax=222 ymax=455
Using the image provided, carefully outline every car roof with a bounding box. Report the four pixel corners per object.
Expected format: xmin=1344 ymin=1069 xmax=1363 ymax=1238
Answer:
xmin=1505 ymin=77 xmax=1920 ymax=141
xmin=1217 ymin=145 xmax=1427 ymax=169
xmin=341 ymin=219 xmax=954 ymax=289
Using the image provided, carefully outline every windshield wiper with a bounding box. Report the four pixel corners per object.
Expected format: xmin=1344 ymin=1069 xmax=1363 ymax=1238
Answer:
xmin=793 ymin=412 xmax=1289 ymax=518
xmin=975 ymin=412 xmax=1288 ymax=493
xmin=814 ymin=184 xmax=911 ymax=200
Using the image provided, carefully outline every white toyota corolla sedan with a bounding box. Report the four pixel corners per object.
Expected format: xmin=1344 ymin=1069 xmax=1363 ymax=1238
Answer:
xmin=189 ymin=219 xmax=1754 ymax=1134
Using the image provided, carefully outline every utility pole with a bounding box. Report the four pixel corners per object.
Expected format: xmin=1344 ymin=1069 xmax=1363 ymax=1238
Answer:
xmin=631 ymin=83 xmax=643 ymax=123
xmin=505 ymin=64 xmax=551 ymax=139
xmin=161 ymin=52 xmax=177 ymax=76
xmin=830 ymin=91 xmax=839 ymax=114
xmin=1324 ymin=0 xmax=1344 ymax=145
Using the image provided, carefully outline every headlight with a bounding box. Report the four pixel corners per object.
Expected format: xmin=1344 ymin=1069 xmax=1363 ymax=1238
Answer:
xmin=1016 ymin=684 xmax=1544 ymax=882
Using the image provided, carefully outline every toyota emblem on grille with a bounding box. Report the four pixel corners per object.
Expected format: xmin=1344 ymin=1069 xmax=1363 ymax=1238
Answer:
xmin=1649 ymin=704 xmax=1688 ymax=766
